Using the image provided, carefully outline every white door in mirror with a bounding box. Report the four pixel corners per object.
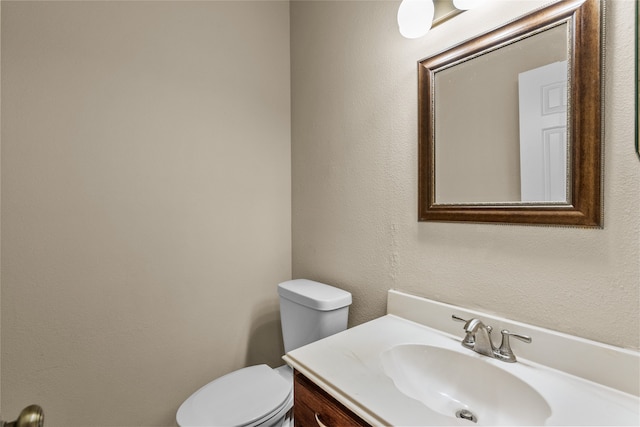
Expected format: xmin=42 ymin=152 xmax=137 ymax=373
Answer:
xmin=518 ymin=60 xmax=568 ymax=202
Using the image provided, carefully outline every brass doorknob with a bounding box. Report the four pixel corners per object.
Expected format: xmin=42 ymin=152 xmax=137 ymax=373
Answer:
xmin=2 ymin=404 xmax=44 ymax=427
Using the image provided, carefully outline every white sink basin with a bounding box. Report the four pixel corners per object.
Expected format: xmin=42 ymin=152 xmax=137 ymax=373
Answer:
xmin=381 ymin=344 xmax=552 ymax=425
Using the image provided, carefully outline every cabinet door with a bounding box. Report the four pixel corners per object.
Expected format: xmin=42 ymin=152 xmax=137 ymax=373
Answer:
xmin=293 ymin=371 xmax=370 ymax=427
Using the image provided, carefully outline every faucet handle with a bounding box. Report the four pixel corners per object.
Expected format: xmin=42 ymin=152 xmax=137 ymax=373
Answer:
xmin=452 ymin=315 xmax=492 ymax=332
xmin=451 ymin=315 xmax=475 ymax=349
xmin=496 ymin=329 xmax=531 ymax=363
xmin=451 ymin=314 xmax=469 ymax=323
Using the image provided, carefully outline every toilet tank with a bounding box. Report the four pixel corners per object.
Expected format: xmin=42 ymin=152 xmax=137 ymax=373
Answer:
xmin=278 ymin=279 xmax=352 ymax=354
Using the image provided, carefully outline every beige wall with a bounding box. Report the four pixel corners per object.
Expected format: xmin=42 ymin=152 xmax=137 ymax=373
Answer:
xmin=1 ymin=1 xmax=290 ymax=426
xmin=0 ymin=1 xmax=3 ymax=416
xmin=292 ymin=0 xmax=639 ymax=351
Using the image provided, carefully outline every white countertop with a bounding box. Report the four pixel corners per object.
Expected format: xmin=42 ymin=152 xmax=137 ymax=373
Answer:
xmin=283 ymin=291 xmax=640 ymax=426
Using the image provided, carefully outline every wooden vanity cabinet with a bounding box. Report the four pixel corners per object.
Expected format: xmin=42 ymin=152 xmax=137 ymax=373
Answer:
xmin=293 ymin=370 xmax=371 ymax=427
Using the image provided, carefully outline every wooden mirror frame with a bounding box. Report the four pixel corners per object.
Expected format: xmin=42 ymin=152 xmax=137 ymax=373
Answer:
xmin=418 ymin=0 xmax=603 ymax=227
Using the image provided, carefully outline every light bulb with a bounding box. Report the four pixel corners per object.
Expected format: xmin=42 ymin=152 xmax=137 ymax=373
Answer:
xmin=397 ymin=0 xmax=435 ymax=39
xmin=453 ymin=0 xmax=487 ymax=10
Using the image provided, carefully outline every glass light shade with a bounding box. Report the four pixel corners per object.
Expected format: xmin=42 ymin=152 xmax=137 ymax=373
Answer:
xmin=453 ymin=0 xmax=486 ymax=10
xmin=397 ymin=0 xmax=435 ymax=39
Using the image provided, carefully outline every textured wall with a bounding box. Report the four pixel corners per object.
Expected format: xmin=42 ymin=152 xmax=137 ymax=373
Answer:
xmin=291 ymin=0 xmax=639 ymax=350
xmin=1 ymin=1 xmax=290 ymax=425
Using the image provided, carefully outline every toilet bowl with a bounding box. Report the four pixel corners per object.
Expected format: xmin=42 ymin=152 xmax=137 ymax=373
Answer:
xmin=176 ymin=279 xmax=352 ymax=427
xmin=177 ymin=365 xmax=293 ymax=427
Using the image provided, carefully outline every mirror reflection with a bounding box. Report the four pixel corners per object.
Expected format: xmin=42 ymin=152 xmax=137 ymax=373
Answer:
xmin=434 ymin=23 xmax=569 ymax=204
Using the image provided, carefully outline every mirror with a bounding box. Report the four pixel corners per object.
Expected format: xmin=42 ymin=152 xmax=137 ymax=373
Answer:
xmin=418 ymin=0 xmax=603 ymax=226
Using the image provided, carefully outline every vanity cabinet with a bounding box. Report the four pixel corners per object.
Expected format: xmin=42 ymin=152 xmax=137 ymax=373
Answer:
xmin=293 ymin=370 xmax=371 ymax=427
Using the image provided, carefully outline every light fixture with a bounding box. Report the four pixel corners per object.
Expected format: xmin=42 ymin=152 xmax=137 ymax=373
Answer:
xmin=398 ymin=0 xmax=488 ymax=39
xmin=397 ymin=0 xmax=435 ymax=39
xmin=452 ymin=0 xmax=486 ymax=10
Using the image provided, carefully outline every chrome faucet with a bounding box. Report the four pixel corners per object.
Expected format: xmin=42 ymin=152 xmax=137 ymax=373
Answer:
xmin=462 ymin=317 xmax=495 ymax=357
xmin=452 ymin=315 xmax=531 ymax=362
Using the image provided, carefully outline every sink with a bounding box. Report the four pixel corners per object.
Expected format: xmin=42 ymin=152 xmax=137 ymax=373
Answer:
xmin=285 ymin=299 xmax=640 ymax=427
xmin=381 ymin=344 xmax=552 ymax=425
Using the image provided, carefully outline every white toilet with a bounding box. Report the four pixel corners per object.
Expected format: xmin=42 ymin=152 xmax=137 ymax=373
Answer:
xmin=176 ymin=279 xmax=352 ymax=427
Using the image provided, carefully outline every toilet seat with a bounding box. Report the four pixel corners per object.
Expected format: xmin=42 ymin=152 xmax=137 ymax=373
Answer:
xmin=177 ymin=364 xmax=292 ymax=427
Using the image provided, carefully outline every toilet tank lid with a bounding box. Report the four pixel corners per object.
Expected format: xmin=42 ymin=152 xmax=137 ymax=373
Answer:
xmin=278 ymin=279 xmax=352 ymax=311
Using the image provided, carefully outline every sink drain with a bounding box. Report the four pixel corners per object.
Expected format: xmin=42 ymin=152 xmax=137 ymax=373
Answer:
xmin=455 ymin=409 xmax=478 ymax=423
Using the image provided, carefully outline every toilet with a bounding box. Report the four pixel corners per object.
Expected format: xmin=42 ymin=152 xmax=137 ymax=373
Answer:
xmin=176 ymin=279 xmax=352 ymax=427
